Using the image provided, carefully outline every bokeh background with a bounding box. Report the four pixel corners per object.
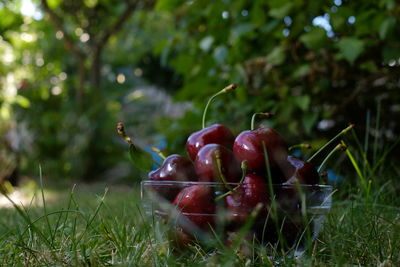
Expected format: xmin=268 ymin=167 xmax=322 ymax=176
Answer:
xmin=1 ymin=0 xmax=399 ymax=187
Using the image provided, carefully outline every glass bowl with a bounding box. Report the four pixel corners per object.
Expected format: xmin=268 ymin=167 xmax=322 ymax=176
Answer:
xmin=141 ymin=180 xmax=333 ymax=256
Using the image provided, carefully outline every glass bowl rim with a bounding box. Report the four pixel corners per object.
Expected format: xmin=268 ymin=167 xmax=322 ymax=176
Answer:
xmin=141 ymin=180 xmax=333 ymax=189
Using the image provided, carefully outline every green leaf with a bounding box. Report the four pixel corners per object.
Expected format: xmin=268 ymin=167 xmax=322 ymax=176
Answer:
xmin=300 ymin=27 xmax=326 ymax=50
xmin=47 ymin=0 xmax=63 ymax=9
xmin=156 ymin=0 xmax=181 ymax=10
xmin=330 ymin=13 xmax=346 ymax=31
xmin=251 ymin=2 xmax=267 ymax=27
xmin=382 ymin=44 xmax=400 ymax=63
xmin=302 ymin=112 xmax=318 ymax=135
xmin=230 ymin=23 xmax=254 ymax=40
xmin=129 ymin=144 xmax=154 ymax=172
xmin=199 ymin=36 xmax=214 ymax=52
xmin=269 ymin=2 xmax=293 ymax=19
xmin=14 ymin=95 xmax=31 ymax=108
xmin=294 ymin=95 xmax=310 ymax=111
xmin=337 ymin=37 xmax=365 ymax=64
xmin=213 ymin=45 xmax=228 ymax=64
xmin=379 ymin=17 xmax=396 ymax=39
xmin=260 ymin=19 xmax=280 ymax=33
xmin=359 ymin=61 xmax=378 ymax=73
xmin=293 ymin=64 xmax=311 ymax=78
xmin=266 ymin=46 xmax=286 ymax=65
xmin=83 ymin=0 xmax=98 ymax=8
xmin=0 ymin=8 xmax=23 ymax=32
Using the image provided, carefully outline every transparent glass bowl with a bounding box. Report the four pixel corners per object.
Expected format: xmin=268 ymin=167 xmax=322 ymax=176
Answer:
xmin=141 ymin=180 xmax=333 ymax=255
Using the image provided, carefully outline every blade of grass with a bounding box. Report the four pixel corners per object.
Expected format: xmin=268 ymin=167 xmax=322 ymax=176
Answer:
xmin=38 ymin=165 xmax=53 ymax=242
xmin=351 ymin=129 xmax=373 ymax=177
xmin=75 ymin=188 xmax=108 ymax=244
xmin=373 ymin=100 xmax=381 ymax=163
xmin=341 ymin=140 xmax=369 ymax=196
xmin=59 ymin=184 xmax=77 ymax=242
xmin=364 ymin=109 xmax=371 ymax=177
xmin=370 ymin=137 xmax=400 ymax=177
xmin=0 ymin=190 xmax=56 ymax=254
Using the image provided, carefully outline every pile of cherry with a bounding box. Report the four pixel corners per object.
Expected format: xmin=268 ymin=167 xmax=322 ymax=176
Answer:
xmin=120 ymin=84 xmax=351 ymax=248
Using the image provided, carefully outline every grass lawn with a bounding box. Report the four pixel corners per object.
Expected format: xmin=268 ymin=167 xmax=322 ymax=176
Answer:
xmin=0 ymin=178 xmax=399 ymax=266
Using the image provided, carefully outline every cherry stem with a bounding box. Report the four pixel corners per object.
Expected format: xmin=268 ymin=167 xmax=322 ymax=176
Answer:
xmin=250 ymin=112 xmax=273 ymax=131
xmin=317 ymin=143 xmax=347 ymax=173
xmin=202 ymin=84 xmax=237 ymax=129
xmin=117 ymin=122 xmax=133 ymax=145
xmin=215 ymin=160 xmax=248 ymax=201
xmin=117 ymin=122 xmax=160 ymax=168
xmin=214 ymin=150 xmax=233 ymax=191
xmin=288 ymin=143 xmax=312 ymax=151
xmin=151 ymin=147 xmax=166 ymax=160
xmin=307 ymin=124 xmax=354 ymax=163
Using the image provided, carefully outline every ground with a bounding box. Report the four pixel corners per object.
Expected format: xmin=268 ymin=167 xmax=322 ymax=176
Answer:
xmin=0 ymin=180 xmax=399 ymax=266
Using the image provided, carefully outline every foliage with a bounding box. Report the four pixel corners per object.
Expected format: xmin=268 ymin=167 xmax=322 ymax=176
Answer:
xmin=153 ymin=0 xmax=400 ymax=149
xmin=0 ymin=0 xmax=162 ymax=181
xmin=1 ymin=0 xmax=400 ymax=182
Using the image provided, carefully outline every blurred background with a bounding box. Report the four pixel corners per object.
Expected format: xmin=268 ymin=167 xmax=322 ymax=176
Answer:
xmin=0 ymin=0 xmax=399 ymax=188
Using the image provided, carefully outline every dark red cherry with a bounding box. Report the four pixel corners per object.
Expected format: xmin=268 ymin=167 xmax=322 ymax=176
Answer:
xmin=284 ymin=156 xmax=320 ymax=185
xmin=186 ymin=124 xmax=235 ymax=161
xmin=147 ymin=154 xmax=197 ymax=200
xmin=225 ymin=174 xmax=269 ymax=224
xmin=172 ymin=185 xmax=215 ymax=229
xmin=233 ymin=128 xmax=288 ymax=180
xmin=194 ymin=144 xmax=241 ymax=183
xmin=148 ymin=154 xmax=197 ymax=182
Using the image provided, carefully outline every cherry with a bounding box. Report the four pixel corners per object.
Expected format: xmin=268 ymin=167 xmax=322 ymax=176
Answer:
xmin=233 ymin=127 xmax=288 ymax=180
xmin=173 ymin=185 xmax=216 ymax=229
xmin=186 ymin=124 xmax=235 ymax=161
xmin=186 ymin=84 xmax=237 ymax=161
xmin=225 ymin=174 xmax=270 ymax=225
xmin=194 ymin=144 xmax=241 ymax=183
xmin=284 ymin=156 xmax=320 ymax=185
xmin=148 ymin=154 xmax=197 ymax=182
xmin=147 ymin=154 xmax=197 ymax=200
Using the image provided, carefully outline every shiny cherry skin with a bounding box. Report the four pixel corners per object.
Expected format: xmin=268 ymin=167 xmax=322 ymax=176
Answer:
xmin=225 ymin=174 xmax=270 ymax=224
xmin=173 ymin=185 xmax=215 ymax=229
xmin=148 ymin=154 xmax=197 ymax=200
xmin=284 ymin=156 xmax=320 ymax=185
xmin=194 ymin=144 xmax=241 ymax=183
xmin=148 ymin=154 xmax=197 ymax=182
xmin=233 ymin=128 xmax=288 ymax=179
xmin=186 ymin=124 xmax=235 ymax=161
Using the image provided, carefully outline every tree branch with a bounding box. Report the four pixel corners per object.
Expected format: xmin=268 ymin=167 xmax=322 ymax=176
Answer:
xmin=40 ymin=0 xmax=83 ymax=57
xmin=96 ymin=2 xmax=137 ymax=49
xmin=96 ymin=0 xmax=155 ymax=49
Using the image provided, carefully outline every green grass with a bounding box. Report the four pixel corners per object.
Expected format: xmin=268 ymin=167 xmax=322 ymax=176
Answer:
xmin=0 ymin=178 xmax=399 ymax=266
xmin=1 ymin=127 xmax=399 ymax=265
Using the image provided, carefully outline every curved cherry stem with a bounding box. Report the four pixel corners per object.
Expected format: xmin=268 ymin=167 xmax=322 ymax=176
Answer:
xmin=288 ymin=143 xmax=312 ymax=151
xmin=215 ymin=160 xmax=248 ymax=201
xmin=151 ymin=147 xmax=166 ymax=160
xmin=202 ymin=84 xmax=237 ymax=129
xmin=250 ymin=112 xmax=273 ymax=131
xmin=317 ymin=143 xmax=347 ymax=173
xmin=117 ymin=122 xmax=159 ymax=169
xmin=307 ymin=124 xmax=354 ymax=163
xmin=117 ymin=122 xmax=133 ymax=145
xmin=214 ymin=150 xmax=233 ymax=191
